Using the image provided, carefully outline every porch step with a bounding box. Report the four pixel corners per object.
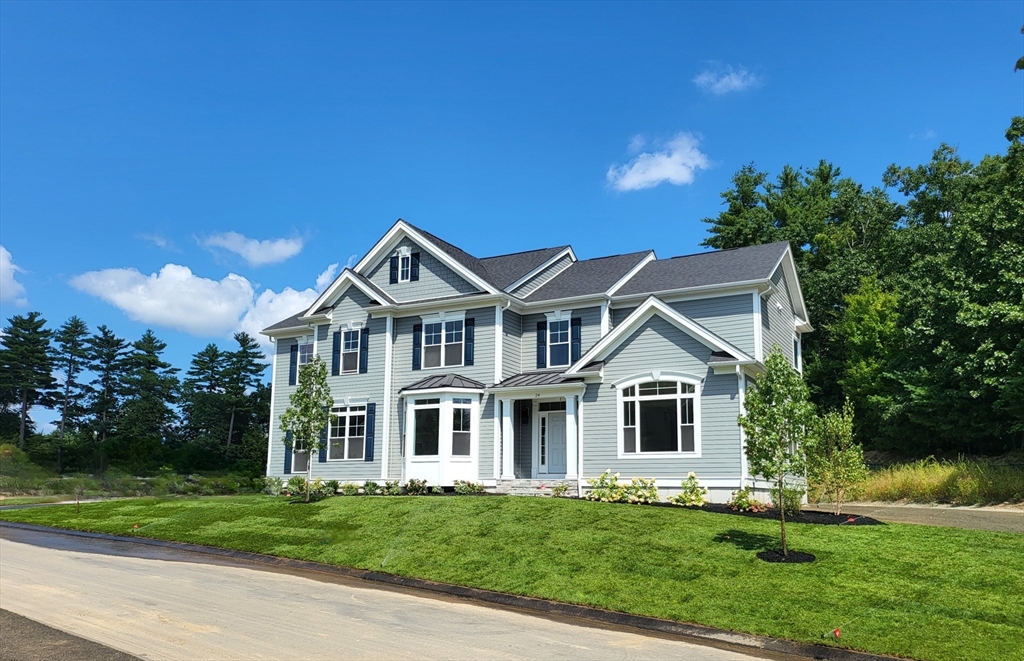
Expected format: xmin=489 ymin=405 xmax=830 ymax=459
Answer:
xmin=494 ymin=479 xmax=576 ymax=497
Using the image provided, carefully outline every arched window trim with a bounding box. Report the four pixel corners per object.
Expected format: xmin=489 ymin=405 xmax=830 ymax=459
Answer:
xmin=614 ymin=372 xmax=702 ymax=459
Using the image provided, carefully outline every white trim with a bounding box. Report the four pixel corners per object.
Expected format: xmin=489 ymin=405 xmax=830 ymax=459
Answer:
xmin=353 ymin=220 xmax=500 ymax=295
xmin=605 ymin=251 xmax=656 ymax=296
xmin=608 ymin=278 xmax=769 ymax=306
xmin=401 ymin=386 xmax=485 ymax=397
xmin=793 ymin=331 xmax=803 ymax=373
xmin=771 ymin=245 xmax=812 ymax=332
xmin=494 ymin=304 xmax=503 ymax=385
xmin=298 ymin=269 xmax=394 ymax=323
xmin=340 ymin=327 xmax=361 ymax=375
xmin=565 ymin=394 xmax=578 ymax=479
xmin=580 ymin=476 xmax=744 ymax=488
xmin=420 ymin=316 xmax=466 ymax=370
xmin=381 ymin=314 xmax=393 ymax=480
xmin=615 ymin=375 xmax=702 ymax=459
xmin=327 ymin=404 xmax=369 ymax=461
xmin=487 ymin=382 xmax=587 ymax=397
xmin=739 ymin=369 xmax=749 ymax=488
xmin=611 ymin=370 xmax=704 ymax=388
xmin=506 ymin=247 xmax=577 ymax=293
xmin=265 ymin=338 xmax=278 ymax=476
xmin=544 ymin=311 xmax=572 ymax=369
xmin=599 ymin=301 xmax=610 ymax=337
xmin=752 ymin=291 xmax=764 ymax=362
xmin=500 ymin=397 xmax=514 ymax=479
xmin=565 ymin=296 xmax=756 ymax=375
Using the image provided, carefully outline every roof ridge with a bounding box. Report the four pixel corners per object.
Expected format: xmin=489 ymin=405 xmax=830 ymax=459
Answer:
xmin=479 ymin=245 xmax=569 ymax=260
xmin=660 ymin=241 xmax=789 ymax=261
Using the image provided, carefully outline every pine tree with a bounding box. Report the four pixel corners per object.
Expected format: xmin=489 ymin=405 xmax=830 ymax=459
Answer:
xmin=223 ymin=332 xmax=266 ymax=452
xmin=86 ymin=325 xmax=130 ymax=468
xmin=117 ymin=330 xmax=179 ymax=471
xmin=51 ymin=316 xmax=91 ymax=471
xmin=0 ymin=312 xmax=55 ymax=448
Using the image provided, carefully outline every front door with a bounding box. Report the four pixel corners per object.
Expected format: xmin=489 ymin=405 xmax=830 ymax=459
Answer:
xmin=539 ymin=411 xmax=567 ymax=475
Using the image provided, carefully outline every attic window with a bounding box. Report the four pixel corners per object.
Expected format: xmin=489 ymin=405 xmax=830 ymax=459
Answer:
xmin=399 ymin=255 xmax=411 ymax=282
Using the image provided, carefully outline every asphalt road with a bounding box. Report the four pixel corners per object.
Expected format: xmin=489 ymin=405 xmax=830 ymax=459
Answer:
xmin=0 ymin=532 xmax=764 ymax=661
xmin=806 ymin=502 xmax=1024 ymax=533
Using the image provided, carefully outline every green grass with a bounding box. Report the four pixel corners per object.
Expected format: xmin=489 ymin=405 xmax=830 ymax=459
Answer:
xmin=2 ymin=496 xmax=1021 ymax=661
xmin=858 ymin=457 xmax=1024 ymax=505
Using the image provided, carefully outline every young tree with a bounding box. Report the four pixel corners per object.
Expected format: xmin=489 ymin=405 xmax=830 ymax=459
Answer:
xmin=738 ymin=348 xmax=816 ymax=556
xmin=51 ymin=316 xmax=91 ymax=472
xmin=279 ymin=355 xmax=332 ymax=502
xmin=0 ymin=312 xmax=55 ymax=448
xmin=808 ymin=400 xmax=868 ymax=515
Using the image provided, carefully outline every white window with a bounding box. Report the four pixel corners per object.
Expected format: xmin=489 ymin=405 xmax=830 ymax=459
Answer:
xmin=298 ymin=342 xmax=314 ymax=365
xmin=329 ymin=405 xmax=366 ymax=460
xmin=342 ymin=330 xmax=360 ymax=374
xmin=413 ymin=398 xmax=440 ymax=456
xmin=423 ymin=320 xmax=463 ymax=368
xmin=548 ymin=319 xmax=570 ymax=367
xmin=620 ymin=380 xmax=698 ymax=454
xmin=291 ymin=437 xmax=309 ymax=473
xmin=452 ymin=398 xmax=472 ymax=456
xmin=399 ymin=255 xmax=411 ymax=282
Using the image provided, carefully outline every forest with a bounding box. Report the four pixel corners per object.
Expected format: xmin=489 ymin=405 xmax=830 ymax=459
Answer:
xmin=1 ymin=117 xmax=1021 ymax=479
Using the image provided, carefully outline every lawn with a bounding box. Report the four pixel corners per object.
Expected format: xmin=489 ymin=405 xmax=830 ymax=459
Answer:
xmin=1 ymin=496 xmax=1020 ymax=661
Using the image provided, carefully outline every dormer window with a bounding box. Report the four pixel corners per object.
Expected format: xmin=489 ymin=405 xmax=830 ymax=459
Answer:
xmin=389 ymin=248 xmax=420 ymax=284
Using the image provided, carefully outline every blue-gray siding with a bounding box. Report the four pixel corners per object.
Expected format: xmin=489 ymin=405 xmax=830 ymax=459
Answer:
xmin=670 ymin=294 xmax=755 ymax=357
xmin=519 ymin=305 xmax=602 ymax=372
xmin=581 ymin=315 xmax=742 ymax=479
xmin=367 ymin=237 xmax=481 ymax=302
xmin=762 ymin=266 xmax=796 ymax=364
xmin=512 ymin=253 xmax=573 ymax=298
xmin=502 ymin=309 xmax=522 ymax=380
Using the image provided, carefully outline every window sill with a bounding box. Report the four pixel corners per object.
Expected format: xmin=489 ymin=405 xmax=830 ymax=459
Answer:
xmin=617 ymin=451 xmax=702 ymax=459
xmin=325 ymin=458 xmax=366 ymax=462
xmin=419 ymin=364 xmax=464 ymax=371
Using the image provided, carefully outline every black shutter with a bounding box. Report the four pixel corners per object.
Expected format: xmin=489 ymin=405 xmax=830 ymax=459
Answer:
xmin=288 ymin=344 xmax=298 ymax=385
xmin=464 ymin=318 xmax=475 ymax=366
xmin=284 ymin=431 xmax=293 ymax=473
xmin=331 ymin=331 xmax=341 ymax=376
xmin=359 ymin=327 xmax=370 ymax=373
xmin=571 ymin=317 xmax=582 ymax=363
xmin=364 ymin=403 xmax=376 ymax=462
xmin=389 ymin=256 xmax=399 ymax=284
xmin=412 ymin=323 xmax=422 ymax=370
xmin=536 ymin=321 xmax=547 ymax=369
xmin=410 ymin=252 xmax=420 ymax=281
xmin=318 ymin=407 xmax=328 ymax=462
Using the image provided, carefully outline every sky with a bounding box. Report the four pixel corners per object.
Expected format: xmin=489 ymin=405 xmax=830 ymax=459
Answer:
xmin=1 ymin=1 xmax=1022 ymax=413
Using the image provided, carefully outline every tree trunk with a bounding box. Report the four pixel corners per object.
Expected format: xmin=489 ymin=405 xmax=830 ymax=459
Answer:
xmin=779 ymin=475 xmax=788 ymax=556
xmin=306 ymin=457 xmax=312 ymax=503
xmin=58 ymin=365 xmax=72 ymax=475
xmin=18 ymin=390 xmax=28 ymax=449
xmin=226 ymin=408 xmax=236 ymax=453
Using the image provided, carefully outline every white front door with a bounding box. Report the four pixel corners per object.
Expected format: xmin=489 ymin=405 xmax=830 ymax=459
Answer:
xmin=539 ymin=411 xmax=567 ymax=475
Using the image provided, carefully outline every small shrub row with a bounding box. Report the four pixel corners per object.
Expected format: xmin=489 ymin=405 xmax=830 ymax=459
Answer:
xmin=270 ymin=476 xmax=486 ymax=498
xmin=584 ymin=471 xmax=659 ymax=504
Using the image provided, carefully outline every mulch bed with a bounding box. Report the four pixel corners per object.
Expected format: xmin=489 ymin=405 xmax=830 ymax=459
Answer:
xmin=756 ymin=549 xmax=816 ymax=563
xmin=698 ymin=503 xmax=883 ymax=526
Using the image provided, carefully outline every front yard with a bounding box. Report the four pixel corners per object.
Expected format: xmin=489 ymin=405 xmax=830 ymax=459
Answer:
xmin=1 ymin=495 xmax=1020 ymax=661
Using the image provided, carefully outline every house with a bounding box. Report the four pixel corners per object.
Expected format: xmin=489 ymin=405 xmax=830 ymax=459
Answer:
xmin=261 ymin=219 xmax=811 ymax=502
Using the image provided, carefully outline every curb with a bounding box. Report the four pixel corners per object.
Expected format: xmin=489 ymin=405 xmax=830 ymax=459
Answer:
xmin=0 ymin=520 xmax=899 ymax=661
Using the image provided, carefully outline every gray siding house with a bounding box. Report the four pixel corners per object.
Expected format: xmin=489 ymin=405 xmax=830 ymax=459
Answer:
xmin=262 ymin=220 xmax=811 ymax=501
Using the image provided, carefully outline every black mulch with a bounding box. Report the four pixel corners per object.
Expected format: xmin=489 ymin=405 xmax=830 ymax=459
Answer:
xmin=697 ymin=503 xmax=884 ymax=526
xmin=757 ymin=549 xmax=816 ymax=563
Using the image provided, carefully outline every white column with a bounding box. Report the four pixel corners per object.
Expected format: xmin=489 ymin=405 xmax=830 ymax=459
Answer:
xmin=500 ymin=398 xmax=515 ymax=479
xmin=565 ymin=394 xmax=578 ymax=479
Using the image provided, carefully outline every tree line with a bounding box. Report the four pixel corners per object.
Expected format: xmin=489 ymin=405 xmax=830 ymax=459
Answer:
xmin=704 ymin=117 xmax=1024 ymax=455
xmin=0 ymin=314 xmax=269 ymax=476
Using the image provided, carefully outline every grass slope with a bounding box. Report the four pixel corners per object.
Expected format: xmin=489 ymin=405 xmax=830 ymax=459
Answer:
xmin=2 ymin=496 xmax=1021 ymax=661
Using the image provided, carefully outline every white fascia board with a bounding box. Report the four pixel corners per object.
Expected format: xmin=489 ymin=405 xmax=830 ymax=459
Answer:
xmin=486 ymin=382 xmax=587 ymax=397
xmin=303 ymin=270 xmax=391 ymax=318
xmin=261 ymin=325 xmax=310 ymax=338
xmin=399 ymin=386 xmax=486 ymax=397
xmin=565 ymin=296 xmax=756 ymax=375
xmin=517 ymin=293 xmax=608 ymax=310
xmin=353 ymin=220 xmax=499 ymax=295
xmin=771 ymin=245 xmax=811 ymax=329
xmin=505 ymin=247 xmax=577 ymax=293
xmin=365 ymin=293 xmax=506 ymax=319
xmin=609 ymin=279 xmax=768 ymax=306
xmin=605 ymin=251 xmax=657 ymax=296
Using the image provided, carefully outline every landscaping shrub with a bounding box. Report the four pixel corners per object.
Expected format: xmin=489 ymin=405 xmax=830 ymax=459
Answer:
xmin=727 ymin=487 xmax=769 ymax=513
xmin=549 ymin=484 xmax=570 ymax=498
xmin=263 ymin=476 xmax=283 ymax=496
xmin=340 ymin=482 xmax=360 ymax=496
xmin=668 ymin=472 xmax=708 ymax=506
xmin=769 ymin=486 xmax=805 ymax=517
xmin=405 ymin=479 xmax=428 ymax=495
xmin=325 ymin=480 xmax=340 ymax=494
xmin=430 ymin=485 xmax=444 ymax=494
xmin=286 ymin=476 xmax=307 ymax=495
xmin=383 ymin=480 xmax=402 ymax=495
xmin=453 ymin=480 xmax=485 ymax=495
xmin=362 ymin=480 xmax=381 ymax=495
xmin=624 ymin=477 xmax=659 ymax=504
xmin=584 ymin=470 xmax=627 ymax=502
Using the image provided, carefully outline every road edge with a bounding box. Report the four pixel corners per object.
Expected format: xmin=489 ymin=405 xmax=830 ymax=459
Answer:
xmin=0 ymin=520 xmax=900 ymax=661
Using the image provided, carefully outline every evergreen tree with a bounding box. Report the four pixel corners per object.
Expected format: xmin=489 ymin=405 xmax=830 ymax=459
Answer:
xmin=223 ymin=332 xmax=265 ymax=452
xmin=117 ymin=330 xmax=179 ymax=471
xmin=51 ymin=316 xmax=91 ymax=471
xmin=0 ymin=312 xmax=55 ymax=448
xmin=86 ymin=325 xmax=129 ymax=468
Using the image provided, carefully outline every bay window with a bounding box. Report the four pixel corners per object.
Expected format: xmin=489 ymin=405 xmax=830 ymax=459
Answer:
xmin=620 ymin=380 xmax=698 ymax=455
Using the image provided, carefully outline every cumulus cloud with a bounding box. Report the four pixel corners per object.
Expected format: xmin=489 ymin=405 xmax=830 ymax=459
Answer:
xmin=238 ymin=286 xmax=319 ymax=351
xmin=200 ymin=231 xmax=303 ymax=267
xmin=0 ymin=245 xmax=28 ymax=306
xmin=692 ymin=65 xmax=762 ymax=95
xmin=345 ymin=253 xmax=359 ymax=269
xmin=606 ymin=133 xmax=710 ymax=192
xmin=315 ymin=263 xmax=340 ymax=292
xmin=70 ymin=264 xmax=255 ymax=336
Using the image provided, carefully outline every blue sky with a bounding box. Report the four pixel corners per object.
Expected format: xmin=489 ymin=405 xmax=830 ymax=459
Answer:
xmin=2 ymin=0 xmax=1022 ymax=390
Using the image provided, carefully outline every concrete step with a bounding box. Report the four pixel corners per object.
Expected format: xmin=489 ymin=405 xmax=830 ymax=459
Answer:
xmin=493 ymin=479 xmax=576 ymax=496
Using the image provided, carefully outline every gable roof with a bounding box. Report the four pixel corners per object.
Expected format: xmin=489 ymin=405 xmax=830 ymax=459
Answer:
xmin=613 ymin=242 xmax=790 ymax=297
xmin=565 ymin=296 xmax=756 ymax=375
xmin=478 ymin=246 xmax=570 ymax=290
xmin=525 ymin=250 xmax=654 ymax=301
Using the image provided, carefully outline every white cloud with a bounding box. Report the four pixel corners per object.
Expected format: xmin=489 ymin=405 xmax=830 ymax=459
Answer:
xmin=238 ymin=286 xmax=319 ymax=353
xmin=0 ymin=245 xmax=28 ymax=306
xmin=70 ymin=264 xmax=255 ymax=336
xmin=315 ymin=263 xmax=340 ymax=292
xmin=627 ymin=135 xmax=646 ymax=154
xmin=200 ymin=231 xmax=303 ymax=267
xmin=345 ymin=253 xmax=359 ymax=269
xmin=606 ymin=133 xmax=710 ymax=192
xmin=137 ymin=233 xmax=175 ymax=250
xmin=692 ymin=65 xmax=762 ymax=95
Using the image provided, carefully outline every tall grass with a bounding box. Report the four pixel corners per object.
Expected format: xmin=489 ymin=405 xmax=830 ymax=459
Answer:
xmin=859 ymin=457 xmax=1024 ymax=505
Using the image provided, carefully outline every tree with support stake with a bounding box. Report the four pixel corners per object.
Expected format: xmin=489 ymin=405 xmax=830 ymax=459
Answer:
xmin=279 ymin=355 xmax=332 ymax=502
xmin=738 ymin=347 xmax=815 ymax=558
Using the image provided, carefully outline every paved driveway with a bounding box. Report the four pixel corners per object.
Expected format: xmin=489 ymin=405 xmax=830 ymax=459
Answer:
xmin=0 ymin=531 xmax=763 ymax=661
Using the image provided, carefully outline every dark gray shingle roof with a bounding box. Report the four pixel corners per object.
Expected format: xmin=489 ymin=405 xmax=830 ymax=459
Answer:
xmin=262 ymin=310 xmax=308 ymax=333
xmin=614 ymin=242 xmax=789 ymax=297
xmin=406 ymin=221 xmax=502 ymax=289
xmin=492 ymin=371 xmax=584 ymax=388
xmin=478 ymin=246 xmax=569 ymax=290
xmin=708 ymin=350 xmax=739 ymax=364
xmin=526 ymin=251 xmax=653 ymax=301
xmin=401 ymin=373 xmax=486 ymax=392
